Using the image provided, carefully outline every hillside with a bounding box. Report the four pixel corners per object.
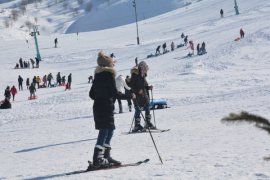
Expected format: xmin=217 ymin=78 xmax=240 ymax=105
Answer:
xmin=0 ymin=0 xmax=194 ymax=39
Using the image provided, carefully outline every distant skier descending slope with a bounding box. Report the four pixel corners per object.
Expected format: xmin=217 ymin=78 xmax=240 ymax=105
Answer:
xmin=89 ymin=51 xmax=121 ymax=168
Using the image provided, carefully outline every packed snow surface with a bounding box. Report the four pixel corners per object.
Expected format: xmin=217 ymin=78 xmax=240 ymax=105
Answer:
xmin=1 ymin=0 xmax=270 ymax=179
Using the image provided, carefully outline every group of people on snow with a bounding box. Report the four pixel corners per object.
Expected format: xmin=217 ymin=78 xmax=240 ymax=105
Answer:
xmin=151 ymin=32 xmax=207 ymax=58
xmin=89 ymin=51 xmax=155 ymax=168
xmin=1 ymin=72 xmax=73 ymax=109
xmin=14 ymin=57 xmax=40 ymax=69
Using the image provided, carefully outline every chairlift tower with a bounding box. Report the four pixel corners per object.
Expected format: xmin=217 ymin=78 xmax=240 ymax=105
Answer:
xmin=234 ymin=0 xmax=240 ymax=15
xmin=30 ymin=25 xmax=41 ymax=61
xmin=132 ymin=0 xmax=140 ymax=45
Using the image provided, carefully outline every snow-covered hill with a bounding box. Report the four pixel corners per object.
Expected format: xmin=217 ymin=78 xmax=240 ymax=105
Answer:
xmin=0 ymin=0 xmax=195 ymax=39
xmin=1 ymin=0 xmax=270 ymax=179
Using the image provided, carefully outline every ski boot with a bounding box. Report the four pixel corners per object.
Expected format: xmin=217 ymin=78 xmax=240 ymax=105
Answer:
xmin=104 ymin=144 xmax=121 ymax=166
xmin=144 ymin=114 xmax=156 ymax=130
xmin=132 ymin=118 xmax=144 ymax=132
xmin=91 ymin=145 xmax=110 ymax=168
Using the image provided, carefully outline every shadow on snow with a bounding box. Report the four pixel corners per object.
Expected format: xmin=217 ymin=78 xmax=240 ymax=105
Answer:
xmin=14 ymin=138 xmax=97 ymax=153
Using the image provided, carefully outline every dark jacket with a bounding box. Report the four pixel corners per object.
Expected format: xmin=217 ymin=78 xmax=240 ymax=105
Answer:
xmin=89 ymin=66 xmax=117 ymax=130
xmin=4 ymin=89 xmax=11 ymax=99
xmin=29 ymin=84 xmax=36 ymax=93
xmin=68 ymin=74 xmax=72 ymax=83
xmin=129 ymin=67 xmax=150 ymax=107
xmin=18 ymin=76 xmax=23 ymax=84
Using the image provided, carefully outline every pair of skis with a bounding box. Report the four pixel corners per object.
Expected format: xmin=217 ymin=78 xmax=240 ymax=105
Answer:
xmin=66 ymin=159 xmax=150 ymax=175
xmin=123 ymin=128 xmax=170 ymax=135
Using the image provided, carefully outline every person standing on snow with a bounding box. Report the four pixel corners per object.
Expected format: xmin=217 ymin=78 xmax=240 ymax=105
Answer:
xmin=29 ymin=83 xmax=36 ymax=99
xmin=10 ymin=85 xmax=17 ymax=101
xmin=18 ymin=75 xmax=23 ymax=91
xmin=30 ymin=58 xmax=35 ymax=68
xmin=26 ymin=78 xmax=30 ymax=89
xmin=36 ymin=76 xmax=41 ymax=88
xmin=88 ymin=75 xmax=93 ymax=84
xmin=240 ymin=28 xmax=245 ymax=38
xmin=187 ymin=41 xmax=194 ymax=55
xmin=155 ymin=45 xmax=161 ymax=55
xmin=54 ymin=38 xmax=58 ymax=48
xmin=4 ymin=86 xmax=11 ymax=100
xmin=67 ymin=73 xmax=72 ymax=89
xmin=200 ymin=42 xmax=206 ymax=55
xmin=196 ymin=43 xmax=200 ymax=55
xmin=171 ymin=41 xmax=175 ymax=51
xmin=19 ymin=58 xmax=23 ymax=69
xmin=89 ymin=51 xmax=121 ymax=168
xmin=56 ymin=72 xmax=61 ymax=86
xmin=115 ymin=74 xmax=132 ymax=113
xmin=162 ymin=42 xmax=167 ymax=54
xmin=130 ymin=61 xmax=155 ymax=132
xmin=47 ymin=73 xmax=53 ymax=87
xmin=42 ymin=75 xmax=47 ymax=87
xmin=184 ymin=35 xmax=188 ymax=46
xmin=220 ymin=9 xmax=224 ymax=18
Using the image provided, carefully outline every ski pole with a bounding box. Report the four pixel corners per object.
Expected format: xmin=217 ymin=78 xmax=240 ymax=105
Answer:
xmin=150 ymin=89 xmax=157 ymax=128
xmin=134 ymin=99 xmax=163 ymax=164
xmin=129 ymin=115 xmax=135 ymax=133
xmin=139 ymin=108 xmax=163 ymax=164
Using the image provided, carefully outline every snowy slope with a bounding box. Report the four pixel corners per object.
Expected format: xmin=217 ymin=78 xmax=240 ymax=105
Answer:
xmin=1 ymin=0 xmax=270 ymax=179
xmin=0 ymin=0 xmax=195 ymax=39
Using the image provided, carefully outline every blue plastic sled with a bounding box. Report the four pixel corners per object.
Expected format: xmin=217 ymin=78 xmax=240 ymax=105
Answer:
xmin=150 ymin=100 xmax=168 ymax=110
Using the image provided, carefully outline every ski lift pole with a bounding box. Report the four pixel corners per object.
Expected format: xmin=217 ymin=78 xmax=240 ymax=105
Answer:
xmin=132 ymin=0 xmax=140 ymax=45
xmin=234 ymin=0 xmax=239 ymax=15
xmin=30 ymin=25 xmax=41 ymax=61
